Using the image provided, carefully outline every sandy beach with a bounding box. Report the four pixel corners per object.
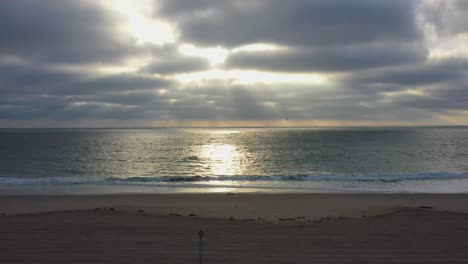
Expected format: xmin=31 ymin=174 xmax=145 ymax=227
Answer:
xmin=1 ymin=193 xmax=468 ymax=263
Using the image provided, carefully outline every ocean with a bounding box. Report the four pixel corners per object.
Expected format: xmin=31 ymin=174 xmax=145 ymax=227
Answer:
xmin=1 ymin=127 xmax=468 ymax=193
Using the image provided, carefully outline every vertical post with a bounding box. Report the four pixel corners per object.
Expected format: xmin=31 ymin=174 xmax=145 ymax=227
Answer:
xmin=198 ymin=230 xmax=204 ymax=264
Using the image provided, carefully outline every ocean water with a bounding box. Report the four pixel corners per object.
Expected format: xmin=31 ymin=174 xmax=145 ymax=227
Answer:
xmin=1 ymin=127 xmax=468 ymax=193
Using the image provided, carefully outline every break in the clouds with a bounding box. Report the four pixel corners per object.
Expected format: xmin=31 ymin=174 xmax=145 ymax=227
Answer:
xmin=0 ymin=0 xmax=468 ymax=127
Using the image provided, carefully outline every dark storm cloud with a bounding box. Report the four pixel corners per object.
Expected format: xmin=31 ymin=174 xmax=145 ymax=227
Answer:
xmin=227 ymin=87 xmax=277 ymax=120
xmin=349 ymin=58 xmax=468 ymax=86
xmin=0 ymin=62 xmax=172 ymax=96
xmin=81 ymin=92 xmax=161 ymax=106
xmin=0 ymin=63 xmax=85 ymax=94
xmin=227 ymin=43 xmax=426 ymax=72
xmin=0 ymin=90 xmax=170 ymax=121
xmin=143 ymin=57 xmax=209 ymax=74
xmin=158 ymin=0 xmax=421 ymax=47
xmin=0 ymin=0 xmax=137 ymax=64
xmin=333 ymin=56 xmax=468 ymax=121
xmin=62 ymin=74 xmax=172 ymax=96
xmin=392 ymin=79 xmax=468 ymax=111
xmin=0 ymin=61 xmax=174 ymax=120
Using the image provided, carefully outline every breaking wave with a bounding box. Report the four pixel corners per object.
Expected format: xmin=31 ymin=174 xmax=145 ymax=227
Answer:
xmin=0 ymin=172 xmax=468 ymax=186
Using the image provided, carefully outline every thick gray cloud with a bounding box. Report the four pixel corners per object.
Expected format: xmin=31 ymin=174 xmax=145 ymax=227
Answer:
xmin=158 ymin=0 xmax=421 ymax=47
xmin=0 ymin=0 xmax=138 ymax=64
xmin=349 ymin=58 xmax=468 ymax=86
xmin=0 ymin=62 xmax=174 ymax=121
xmin=391 ymin=78 xmax=468 ymax=111
xmin=172 ymin=83 xmax=435 ymax=122
xmin=228 ymin=43 xmax=426 ymax=72
xmin=0 ymin=63 xmax=84 ymax=95
xmin=63 ymin=74 xmax=172 ymax=96
xmin=0 ymin=62 xmax=171 ymax=96
xmin=142 ymin=46 xmax=210 ymax=74
xmin=144 ymin=57 xmax=209 ymax=74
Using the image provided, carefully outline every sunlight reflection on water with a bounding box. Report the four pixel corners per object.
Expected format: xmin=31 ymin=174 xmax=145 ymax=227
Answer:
xmin=200 ymin=144 xmax=243 ymax=176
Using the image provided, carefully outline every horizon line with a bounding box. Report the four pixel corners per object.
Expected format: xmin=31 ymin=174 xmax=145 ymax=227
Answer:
xmin=1 ymin=125 xmax=468 ymax=130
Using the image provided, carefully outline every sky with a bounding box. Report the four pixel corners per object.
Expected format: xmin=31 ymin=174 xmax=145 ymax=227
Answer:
xmin=0 ymin=0 xmax=467 ymax=128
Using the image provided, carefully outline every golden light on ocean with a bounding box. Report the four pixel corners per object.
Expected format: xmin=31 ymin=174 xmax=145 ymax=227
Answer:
xmin=200 ymin=144 xmax=242 ymax=176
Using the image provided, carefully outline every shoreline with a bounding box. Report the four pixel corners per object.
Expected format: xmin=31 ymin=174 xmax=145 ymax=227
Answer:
xmin=3 ymin=176 xmax=468 ymax=194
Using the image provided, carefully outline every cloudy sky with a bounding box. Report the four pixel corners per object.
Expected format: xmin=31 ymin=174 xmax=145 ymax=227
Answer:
xmin=0 ymin=0 xmax=467 ymax=127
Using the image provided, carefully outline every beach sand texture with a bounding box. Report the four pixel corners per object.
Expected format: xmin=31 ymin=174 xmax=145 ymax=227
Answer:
xmin=1 ymin=193 xmax=468 ymax=263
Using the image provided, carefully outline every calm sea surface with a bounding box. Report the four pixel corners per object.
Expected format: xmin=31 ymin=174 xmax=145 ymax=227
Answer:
xmin=1 ymin=127 xmax=468 ymax=193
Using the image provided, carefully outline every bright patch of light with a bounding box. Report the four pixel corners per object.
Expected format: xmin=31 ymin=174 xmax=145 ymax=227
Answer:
xmin=69 ymin=101 xmax=137 ymax=110
xmin=231 ymin=43 xmax=287 ymax=53
xmin=201 ymin=144 xmax=242 ymax=175
xmin=436 ymin=111 xmax=468 ymax=125
xmin=262 ymin=101 xmax=277 ymax=108
xmin=205 ymin=187 xmax=237 ymax=193
xmin=419 ymin=1 xmax=468 ymax=60
xmin=158 ymin=89 xmax=169 ymax=95
xmin=55 ymin=56 xmax=152 ymax=75
xmin=104 ymin=0 xmax=176 ymax=45
xmin=179 ymin=44 xmax=229 ymax=65
xmin=428 ymin=34 xmax=468 ymax=59
xmin=92 ymin=57 xmax=151 ymax=74
xmin=208 ymin=130 xmax=241 ymax=134
xmin=176 ymin=69 xmax=327 ymax=85
xmin=383 ymin=89 xmax=426 ymax=97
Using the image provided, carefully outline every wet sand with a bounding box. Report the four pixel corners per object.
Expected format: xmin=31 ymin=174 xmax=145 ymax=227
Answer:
xmin=1 ymin=193 xmax=468 ymax=263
